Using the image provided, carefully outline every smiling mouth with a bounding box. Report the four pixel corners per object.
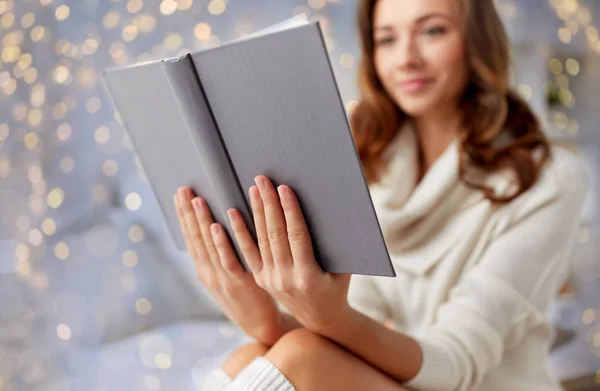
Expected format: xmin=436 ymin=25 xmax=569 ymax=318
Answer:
xmin=397 ymin=78 xmax=433 ymax=93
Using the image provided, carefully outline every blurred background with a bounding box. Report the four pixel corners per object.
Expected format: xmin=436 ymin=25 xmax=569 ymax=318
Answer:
xmin=0 ymin=0 xmax=598 ymax=390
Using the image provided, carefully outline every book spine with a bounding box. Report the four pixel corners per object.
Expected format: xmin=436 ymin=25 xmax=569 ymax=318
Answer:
xmin=162 ymin=55 xmax=255 ymax=272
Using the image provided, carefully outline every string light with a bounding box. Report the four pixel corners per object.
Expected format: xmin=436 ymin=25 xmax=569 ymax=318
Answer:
xmin=41 ymin=218 xmax=56 ymax=235
xmin=103 ymin=11 xmax=121 ymax=29
xmin=345 ymin=99 xmax=358 ymax=114
xmin=15 ymin=243 xmax=30 ymax=262
xmin=127 ymin=0 xmax=143 ymax=14
xmin=558 ymin=27 xmax=572 ymax=43
xmin=125 ymin=192 xmax=142 ymax=210
xmin=59 ymin=156 xmax=75 ymax=173
xmin=13 ymin=104 xmax=27 ymax=121
xmin=16 ymin=215 xmax=31 ymax=232
xmin=56 ymin=324 xmax=72 ymax=340
xmin=339 ymin=53 xmax=355 ymax=69
xmin=94 ymin=125 xmax=110 ymax=144
xmin=160 ymin=0 xmax=177 ymax=15
xmin=122 ymin=24 xmax=139 ymax=41
xmin=55 ymin=5 xmax=70 ymax=21
xmin=194 ymin=23 xmax=211 ymax=40
xmin=47 ymin=187 xmax=65 ymax=209
xmin=308 ymin=0 xmax=326 ymax=10
xmin=122 ymin=250 xmax=139 ymax=267
xmin=565 ymin=58 xmax=580 ymax=75
xmin=208 ymin=0 xmax=226 ymax=15
xmin=582 ymin=308 xmax=596 ymax=325
xmin=133 ymin=14 xmax=156 ymax=33
xmin=102 ymin=160 xmax=118 ymax=176
xmin=164 ymin=33 xmax=183 ymax=50
xmin=136 ymin=298 xmax=152 ymax=315
xmin=128 ymin=224 xmax=145 ymax=243
xmin=28 ymin=165 xmax=42 ymax=183
xmin=21 ymin=12 xmax=34 ymax=28
xmin=56 ymin=123 xmax=72 ymax=142
xmin=516 ymin=83 xmax=532 ymax=101
xmin=178 ymin=0 xmax=193 ymax=11
xmin=54 ymin=241 xmax=70 ymax=260
xmin=86 ymin=97 xmax=102 ymax=113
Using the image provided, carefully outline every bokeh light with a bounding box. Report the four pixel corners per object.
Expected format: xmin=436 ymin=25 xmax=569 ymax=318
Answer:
xmin=55 ymin=5 xmax=70 ymax=21
xmin=56 ymin=324 xmax=72 ymax=340
xmin=208 ymin=0 xmax=226 ymax=15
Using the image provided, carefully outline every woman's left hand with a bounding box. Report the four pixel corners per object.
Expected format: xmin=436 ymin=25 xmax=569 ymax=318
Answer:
xmin=224 ymin=174 xmax=352 ymax=333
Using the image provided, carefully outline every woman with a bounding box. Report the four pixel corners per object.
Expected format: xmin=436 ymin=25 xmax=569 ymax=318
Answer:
xmin=176 ymin=0 xmax=588 ymax=390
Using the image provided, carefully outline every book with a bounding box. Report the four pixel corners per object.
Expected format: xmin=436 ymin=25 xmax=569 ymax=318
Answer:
xmin=102 ymin=15 xmax=395 ymax=277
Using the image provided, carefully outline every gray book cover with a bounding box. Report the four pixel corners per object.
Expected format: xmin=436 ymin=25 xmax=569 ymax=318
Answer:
xmin=103 ymin=21 xmax=395 ymax=277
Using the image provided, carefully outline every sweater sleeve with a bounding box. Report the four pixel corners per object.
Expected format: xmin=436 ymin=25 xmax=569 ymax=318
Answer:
xmin=404 ymin=159 xmax=589 ymax=391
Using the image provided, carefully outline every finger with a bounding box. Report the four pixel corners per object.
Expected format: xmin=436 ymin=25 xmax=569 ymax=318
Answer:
xmin=226 ymin=208 xmax=263 ymax=273
xmin=210 ymin=222 xmax=244 ymax=275
xmin=277 ymin=185 xmax=317 ymax=273
xmin=187 ymin=192 xmax=225 ymax=273
xmin=174 ymin=191 xmax=200 ymax=262
xmin=178 ymin=187 xmax=219 ymax=273
xmin=254 ymin=175 xmax=293 ymax=269
xmin=249 ymin=184 xmax=274 ymax=270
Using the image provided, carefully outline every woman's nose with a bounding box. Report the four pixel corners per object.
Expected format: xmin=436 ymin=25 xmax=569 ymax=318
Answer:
xmin=395 ymin=36 xmax=423 ymax=70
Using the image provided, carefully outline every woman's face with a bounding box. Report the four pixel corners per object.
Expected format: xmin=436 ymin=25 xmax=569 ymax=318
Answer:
xmin=373 ymin=0 xmax=467 ymax=118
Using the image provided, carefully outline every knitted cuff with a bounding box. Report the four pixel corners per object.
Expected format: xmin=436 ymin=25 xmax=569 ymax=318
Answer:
xmin=230 ymin=356 xmax=297 ymax=391
xmin=403 ymin=338 xmax=455 ymax=391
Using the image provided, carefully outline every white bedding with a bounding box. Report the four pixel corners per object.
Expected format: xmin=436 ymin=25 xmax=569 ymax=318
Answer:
xmin=35 ymin=320 xmax=252 ymax=391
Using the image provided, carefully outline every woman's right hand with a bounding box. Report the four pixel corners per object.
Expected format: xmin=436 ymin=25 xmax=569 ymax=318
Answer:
xmin=174 ymin=187 xmax=285 ymax=345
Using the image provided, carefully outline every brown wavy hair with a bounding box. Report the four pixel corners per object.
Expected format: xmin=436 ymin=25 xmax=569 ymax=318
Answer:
xmin=350 ymin=0 xmax=551 ymax=203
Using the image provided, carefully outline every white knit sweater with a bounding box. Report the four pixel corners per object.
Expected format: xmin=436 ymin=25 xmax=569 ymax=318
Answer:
xmin=346 ymin=124 xmax=588 ymax=391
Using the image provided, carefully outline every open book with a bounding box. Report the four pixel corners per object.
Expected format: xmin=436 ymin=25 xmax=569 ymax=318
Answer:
xmin=102 ymin=15 xmax=395 ymax=277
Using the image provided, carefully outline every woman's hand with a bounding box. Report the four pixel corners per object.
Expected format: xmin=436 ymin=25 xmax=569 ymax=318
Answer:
xmin=174 ymin=187 xmax=284 ymax=345
xmin=230 ymin=175 xmax=353 ymax=333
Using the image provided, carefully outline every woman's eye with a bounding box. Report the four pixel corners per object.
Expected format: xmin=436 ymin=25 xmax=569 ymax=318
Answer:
xmin=375 ymin=37 xmax=395 ymax=46
xmin=422 ymin=26 xmax=446 ymax=36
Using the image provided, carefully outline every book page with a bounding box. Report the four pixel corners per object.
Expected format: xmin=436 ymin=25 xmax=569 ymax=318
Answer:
xmin=225 ymin=13 xmax=309 ymax=45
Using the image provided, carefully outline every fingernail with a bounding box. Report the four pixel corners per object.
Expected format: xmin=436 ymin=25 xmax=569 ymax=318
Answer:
xmin=254 ymin=176 xmax=265 ymax=190
xmin=211 ymin=224 xmax=220 ymax=235
xmin=227 ymin=209 xmax=236 ymax=221
xmin=249 ymin=186 xmax=258 ymax=200
xmin=179 ymin=187 xmax=189 ymax=199
xmin=277 ymin=185 xmax=286 ymax=199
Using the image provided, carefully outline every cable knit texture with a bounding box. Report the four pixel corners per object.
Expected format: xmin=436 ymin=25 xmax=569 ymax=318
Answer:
xmin=347 ymin=123 xmax=588 ymax=391
xmin=202 ymin=357 xmax=296 ymax=391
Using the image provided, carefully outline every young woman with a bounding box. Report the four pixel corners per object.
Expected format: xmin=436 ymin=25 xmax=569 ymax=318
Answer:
xmin=176 ymin=0 xmax=588 ymax=390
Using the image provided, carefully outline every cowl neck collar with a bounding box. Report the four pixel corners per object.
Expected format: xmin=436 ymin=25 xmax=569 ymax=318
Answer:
xmin=367 ymin=123 xmax=511 ymax=275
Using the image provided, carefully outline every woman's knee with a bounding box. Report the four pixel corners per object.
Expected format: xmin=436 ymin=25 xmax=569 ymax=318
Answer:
xmin=264 ymin=329 xmax=409 ymax=391
xmin=222 ymin=341 xmax=270 ymax=378
xmin=268 ymin=329 xmax=334 ymax=362
xmin=264 ymin=329 xmax=342 ymax=383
